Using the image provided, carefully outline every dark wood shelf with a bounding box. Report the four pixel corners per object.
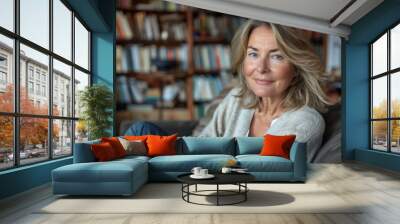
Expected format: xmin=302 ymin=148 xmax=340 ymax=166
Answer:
xmin=194 ymin=69 xmax=231 ymax=74
xmin=194 ymin=100 xmax=212 ymax=105
xmin=117 ymin=7 xmax=186 ymax=15
xmin=118 ymin=102 xmax=188 ymax=110
xmin=117 ymin=39 xmax=186 ymax=46
xmin=192 ymin=10 xmax=225 ymax=16
xmin=117 ymin=71 xmax=188 ymax=87
xmin=194 ymin=37 xmax=230 ymax=44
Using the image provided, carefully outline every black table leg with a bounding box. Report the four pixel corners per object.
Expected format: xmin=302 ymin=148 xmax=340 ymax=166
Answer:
xmin=245 ymin=183 xmax=247 ymax=201
xmin=217 ymin=184 xmax=219 ymax=206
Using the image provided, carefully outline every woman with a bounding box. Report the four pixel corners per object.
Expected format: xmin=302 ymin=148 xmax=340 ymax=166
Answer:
xmin=198 ymin=20 xmax=329 ymax=161
xmin=126 ymin=20 xmax=330 ymax=162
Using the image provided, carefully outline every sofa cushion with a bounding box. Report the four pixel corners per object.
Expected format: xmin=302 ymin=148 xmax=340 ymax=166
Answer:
xmin=236 ymin=155 xmax=293 ymax=172
xmin=148 ymin=154 xmax=235 ymax=172
xmin=260 ymin=134 xmax=296 ymax=159
xmin=147 ymin=134 xmax=177 ymax=157
xmin=177 ymin=137 xmax=235 ymax=155
xmin=236 ymin=137 xmax=263 ymax=155
xmin=118 ymin=137 xmax=147 ymax=156
xmin=52 ymin=158 xmax=147 ymax=183
xmin=115 ymin=155 xmax=150 ymax=163
xmin=101 ymin=137 xmax=127 ymax=158
xmin=91 ymin=142 xmax=118 ymax=161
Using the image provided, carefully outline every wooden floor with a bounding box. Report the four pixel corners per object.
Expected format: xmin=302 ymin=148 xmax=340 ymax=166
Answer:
xmin=1 ymin=162 xmax=400 ymax=224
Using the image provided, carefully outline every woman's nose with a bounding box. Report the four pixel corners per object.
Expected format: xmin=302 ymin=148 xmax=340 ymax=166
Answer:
xmin=256 ymin=57 xmax=270 ymax=73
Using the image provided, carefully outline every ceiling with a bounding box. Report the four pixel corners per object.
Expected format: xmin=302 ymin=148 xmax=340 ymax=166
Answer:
xmin=166 ymin=0 xmax=384 ymax=38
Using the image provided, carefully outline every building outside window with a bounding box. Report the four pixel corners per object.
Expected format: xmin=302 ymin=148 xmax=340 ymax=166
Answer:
xmin=28 ymin=81 xmax=34 ymax=94
xmin=0 ymin=71 xmax=7 ymax=91
xmin=42 ymin=85 xmax=46 ymax=97
xmin=41 ymin=73 xmax=46 ymax=83
xmin=35 ymin=83 xmax=40 ymax=95
xmin=0 ymin=54 xmax=7 ymax=89
xmin=35 ymin=70 xmax=40 ymax=81
xmin=28 ymin=66 xmax=34 ymax=80
xmin=0 ymin=54 xmax=7 ymax=67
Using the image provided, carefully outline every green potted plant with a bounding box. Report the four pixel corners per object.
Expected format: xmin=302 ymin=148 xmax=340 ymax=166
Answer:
xmin=79 ymin=84 xmax=113 ymax=140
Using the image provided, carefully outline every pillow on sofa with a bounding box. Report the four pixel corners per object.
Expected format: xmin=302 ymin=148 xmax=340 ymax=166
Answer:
xmin=118 ymin=137 xmax=147 ymax=156
xmin=91 ymin=142 xmax=118 ymax=161
xmin=124 ymin=135 xmax=148 ymax=142
xmin=260 ymin=134 xmax=296 ymax=159
xmin=146 ymin=134 xmax=177 ymax=157
xmin=101 ymin=137 xmax=126 ymax=158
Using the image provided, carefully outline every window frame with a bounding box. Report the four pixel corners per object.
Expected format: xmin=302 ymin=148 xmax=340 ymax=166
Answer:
xmin=370 ymin=20 xmax=400 ymax=154
xmin=0 ymin=0 xmax=92 ymax=171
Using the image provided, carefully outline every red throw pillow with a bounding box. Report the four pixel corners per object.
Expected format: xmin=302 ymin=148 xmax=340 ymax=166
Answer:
xmin=259 ymin=134 xmax=296 ymax=159
xmin=91 ymin=142 xmax=117 ymax=161
xmin=146 ymin=134 xmax=177 ymax=157
xmin=101 ymin=137 xmax=126 ymax=158
xmin=124 ymin=135 xmax=148 ymax=142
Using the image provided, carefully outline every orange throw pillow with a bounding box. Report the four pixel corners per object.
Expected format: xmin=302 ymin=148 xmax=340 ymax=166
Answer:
xmin=146 ymin=134 xmax=177 ymax=157
xmin=101 ymin=137 xmax=126 ymax=158
xmin=124 ymin=135 xmax=148 ymax=142
xmin=259 ymin=134 xmax=296 ymax=159
xmin=91 ymin=142 xmax=117 ymax=161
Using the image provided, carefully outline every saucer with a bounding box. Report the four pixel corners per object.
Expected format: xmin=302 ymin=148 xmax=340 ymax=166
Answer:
xmin=190 ymin=174 xmax=215 ymax=179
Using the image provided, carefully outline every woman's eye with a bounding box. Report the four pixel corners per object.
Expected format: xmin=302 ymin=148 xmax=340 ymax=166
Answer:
xmin=271 ymin=54 xmax=284 ymax=60
xmin=247 ymin=52 xmax=258 ymax=58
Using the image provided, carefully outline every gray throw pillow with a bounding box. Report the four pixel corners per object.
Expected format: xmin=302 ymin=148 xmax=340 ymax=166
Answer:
xmin=118 ymin=137 xmax=147 ymax=156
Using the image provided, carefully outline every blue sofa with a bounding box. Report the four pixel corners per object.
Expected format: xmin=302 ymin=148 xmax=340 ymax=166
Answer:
xmin=52 ymin=137 xmax=306 ymax=196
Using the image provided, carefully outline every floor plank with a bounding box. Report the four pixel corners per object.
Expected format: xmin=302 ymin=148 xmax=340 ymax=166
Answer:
xmin=1 ymin=162 xmax=400 ymax=224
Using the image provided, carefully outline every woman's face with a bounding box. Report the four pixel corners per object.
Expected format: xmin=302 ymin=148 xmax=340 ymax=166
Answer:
xmin=243 ymin=25 xmax=296 ymax=99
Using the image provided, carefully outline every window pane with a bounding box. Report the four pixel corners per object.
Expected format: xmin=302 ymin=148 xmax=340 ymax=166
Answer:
xmin=391 ymin=24 xmax=400 ymax=70
xmin=372 ymin=121 xmax=388 ymax=151
xmin=20 ymin=44 xmax=49 ymax=115
xmin=75 ymin=120 xmax=88 ymax=143
xmin=391 ymin=72 xmax=400 ymax=118
xmin=53 ymin=59 xmax=72 ymax=117
xmin=391 ymin=120 xmax=400 ymax=153
xmin=20 ymin=0 xmax=49 ymax=49
xmin=0 ymin=0 xmax=14 ymax=31
xmin=20 ymin=117 xmax=49 ymax=165
xmin=372 ymin=33 xmax=387 ymax=76
xmin=74 ymin=17 xmax=89 ymax=70
xmin=53 ymin=0 xmax=72 ymax=60
xmin=53 ymin=119 xmax=72 ymax=158
xmin=0 ymin=116 xmax=13 ymax=170
xmin=372 ymin=77 xmax=387 ymax=119
xmin=74 ymin=69 xmax=89 ymax=118
xmin=0 ymin=35 xmax=14 ymax=112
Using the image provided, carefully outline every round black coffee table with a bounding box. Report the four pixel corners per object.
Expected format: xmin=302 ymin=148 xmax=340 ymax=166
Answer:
xmin=177 ymin=173 xmax=255 ymax=206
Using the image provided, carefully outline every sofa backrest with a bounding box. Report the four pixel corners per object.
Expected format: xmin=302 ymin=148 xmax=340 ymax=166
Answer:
xmin=235 ymin=137 xmax=264 ymax=155
xmin=73 ymin=139 xmax=100 ymax=163
xmin=177 ymin=137 xmax=235 ymax=155
xmin=236 ymin=137 xmax=303 ymax=159
xmin=73 ymin=137 xmax=304 ymax=162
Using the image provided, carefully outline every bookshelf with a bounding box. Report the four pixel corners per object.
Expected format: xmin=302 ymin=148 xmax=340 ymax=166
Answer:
xmin=116 ymin=0 xmax=244 ymax=123
xmin=115 ymin=0 xmax=333 ymax=131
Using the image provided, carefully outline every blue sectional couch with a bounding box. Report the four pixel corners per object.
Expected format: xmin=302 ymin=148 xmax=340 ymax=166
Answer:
xmin=52 ymin=137 xmax=306 ymax=196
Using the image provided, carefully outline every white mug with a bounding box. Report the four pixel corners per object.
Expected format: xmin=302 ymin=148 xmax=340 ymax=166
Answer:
xmin=221 ymin=167 xmax=232 ymax=174
xmin=200 ymin=169 xmax=208 ymax=176
xmin=191 ymin=167 xmax=202 ymax=176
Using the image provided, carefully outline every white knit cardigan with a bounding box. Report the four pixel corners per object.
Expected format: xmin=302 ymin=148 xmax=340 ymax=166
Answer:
xmin=197 ymin=88 xmax=325 ymax=162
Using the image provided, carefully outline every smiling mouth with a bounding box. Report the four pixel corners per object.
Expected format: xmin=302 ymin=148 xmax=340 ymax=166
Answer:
xmin=255 ymin=79 xmax=274 ymax=85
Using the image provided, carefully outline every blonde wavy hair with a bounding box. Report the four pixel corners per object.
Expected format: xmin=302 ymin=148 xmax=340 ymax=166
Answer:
xmin=231 ymin=20 xmax=330 ymax=112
